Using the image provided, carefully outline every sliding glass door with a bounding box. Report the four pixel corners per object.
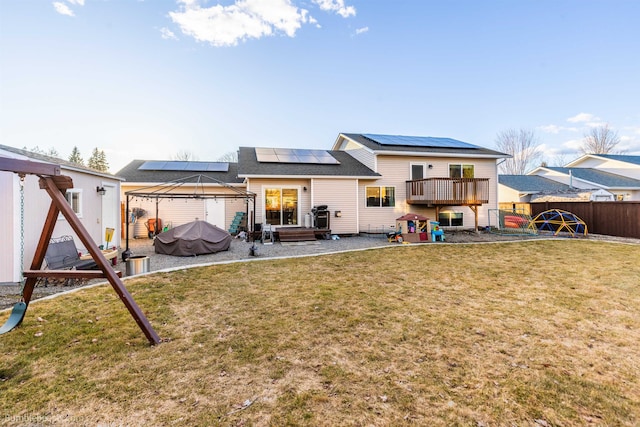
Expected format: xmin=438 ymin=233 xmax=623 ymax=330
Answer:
xmin=265 ymin=188 xmax=298 ymax=226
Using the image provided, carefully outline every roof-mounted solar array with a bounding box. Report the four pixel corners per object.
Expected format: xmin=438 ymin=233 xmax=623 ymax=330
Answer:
xmin=255 ymin=148 xmax=340 ymax=164
xmin=138 ymin=161 xmax=229 ymax=172
xmin=362 ymin=134 xmax=479 ymax=149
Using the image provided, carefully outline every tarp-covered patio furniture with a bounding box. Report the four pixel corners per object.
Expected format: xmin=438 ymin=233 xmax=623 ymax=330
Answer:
xmin=153 ymin=220 xmax=232 ymax=256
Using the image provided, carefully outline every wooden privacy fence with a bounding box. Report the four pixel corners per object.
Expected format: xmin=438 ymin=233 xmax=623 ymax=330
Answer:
xmin=530 ymin=201 xmax=640 ymax=239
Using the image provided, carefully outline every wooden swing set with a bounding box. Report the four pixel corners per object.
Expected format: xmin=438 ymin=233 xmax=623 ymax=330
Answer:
xmin=0 ymin=156 xmax=160 ymax=345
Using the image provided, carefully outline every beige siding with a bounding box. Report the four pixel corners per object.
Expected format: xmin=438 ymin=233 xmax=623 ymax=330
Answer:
xmin=498 ymin=184 xmax=524 ymax=204
xmin=247 ymin=178 xmax=360 ymax=234
xmin=246 ymin=178 xmax=311 ymax=228
xmin=358 ymin=155 xmax=499 ymax=231
xmin=226 ymin=198 xmax=249 ymax=232
xmin=122 ymin=185 xmax=250 ymax=235
xmin=311 ymin=178 xmax=359 ymax=234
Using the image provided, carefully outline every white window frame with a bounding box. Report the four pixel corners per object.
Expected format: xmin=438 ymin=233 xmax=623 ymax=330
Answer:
xmin=410 ymin=162 xmax=426 ymax=180
xmin=63 ymin=189 xmax=83 ymax=218
xmin=448 ymin=163 xmax=475 ymax=178
xmin=365 ymin=186 xmax=396 ymax=208
xmin=262 ymin=186 xmax=301 ymax=227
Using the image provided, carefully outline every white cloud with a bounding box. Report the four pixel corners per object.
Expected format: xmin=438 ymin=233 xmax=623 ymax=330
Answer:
xmin=313 ymin=0 xmax=356 ymax=18
xmin=67 ymin=0 xmax=85 ymax=5
xmin=566 ymin=112 xmax=607 ymax=128
xmin=160 ymin=27 xmax=178 ymax=40
xmin=355 ymin=26 xmax=368 ymax=35
xmin=53 ymin=2 xmax=75 ymax=16
xmin=567 ymin=112 xmax=597 ymax=123
xmin=169 ymin=0 xmax=310 ymax=47
xmin=539 ymin=124 xmax=561 ymax=134
xmin=538 ymin=124 xmax=579 ymax=134
xmin=308 ymin=15 xmax=320 ymax=28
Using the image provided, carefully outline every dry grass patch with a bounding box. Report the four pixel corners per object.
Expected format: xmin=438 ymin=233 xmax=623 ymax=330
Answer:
xmin=1 ymin=240 xmax=639 ymax=426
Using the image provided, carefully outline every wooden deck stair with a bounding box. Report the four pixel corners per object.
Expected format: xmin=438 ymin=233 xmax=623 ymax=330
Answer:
xmin=277 ymin=228 xmax=317 ymax=242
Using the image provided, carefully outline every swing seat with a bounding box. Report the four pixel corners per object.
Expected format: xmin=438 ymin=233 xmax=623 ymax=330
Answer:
xmin=45 ymin=235 xmax=98 ymax=270
xmin=0 ymin=302 xmax=27 ymax=335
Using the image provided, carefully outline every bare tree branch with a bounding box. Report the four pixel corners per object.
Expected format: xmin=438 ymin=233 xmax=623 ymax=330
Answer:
xmin=495 ymin=128 xmax=542 ymax=175
xmin=217 ymin=151 xmax=238 ymax=162
xmin=580 ymin=123 xmax=620 ymax=154
xmin=173 ymin=150 xmax=198 ymax=161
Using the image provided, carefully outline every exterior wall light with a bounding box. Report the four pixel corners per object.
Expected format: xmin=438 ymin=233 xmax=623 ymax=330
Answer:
xmin=96 ymin=186 xmax=106 ymax=195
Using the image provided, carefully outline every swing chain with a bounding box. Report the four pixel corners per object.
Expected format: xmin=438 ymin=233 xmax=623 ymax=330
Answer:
xmin=19 ymin=173 xmax=25 ymax=288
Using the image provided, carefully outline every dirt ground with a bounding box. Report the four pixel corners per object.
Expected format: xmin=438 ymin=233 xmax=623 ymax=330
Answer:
xmin=1 ymin=230 xmax=637 ymax=311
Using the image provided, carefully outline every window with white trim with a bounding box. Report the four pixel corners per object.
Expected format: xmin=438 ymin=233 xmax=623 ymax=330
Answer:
xmin=264 ymin=187 xmax=298 ymax=226
xmin=366 ymin=186 xmax=395 ymax=207
xmin=411 ymin=163 xmax=425 ymax=180
xmin=64 ymin=189 xmax=82 ymax=216
xmin=449 ymin=164 xmax=474 ymax=178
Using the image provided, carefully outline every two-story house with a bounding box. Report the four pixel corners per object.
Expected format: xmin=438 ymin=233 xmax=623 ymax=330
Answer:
xmin=239 ymin=133 xmax=509 ymax=234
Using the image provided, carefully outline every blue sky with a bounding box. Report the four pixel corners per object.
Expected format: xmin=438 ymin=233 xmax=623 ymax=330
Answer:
xmin=1 ymin=0 xmax=639 ymax=173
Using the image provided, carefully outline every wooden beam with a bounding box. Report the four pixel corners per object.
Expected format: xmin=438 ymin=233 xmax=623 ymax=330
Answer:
xmin=469 ymin=205 xmax=479 ymax=232
xmin=39 ymin=176 xmax=161 ymax=345
xmin=23 ymin=270 xmax=123 ymax=279
xmin=21 ymin=198 xmax=62 ymax=305
xmin=38 ymin=175 xmax=74 ymax=191
xmin=0 ymin=156 xmax=60 ymax=176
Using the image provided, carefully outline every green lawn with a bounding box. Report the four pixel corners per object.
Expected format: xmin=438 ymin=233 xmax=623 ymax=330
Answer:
xmin=1 ymin=240 xmax=639 ymax=426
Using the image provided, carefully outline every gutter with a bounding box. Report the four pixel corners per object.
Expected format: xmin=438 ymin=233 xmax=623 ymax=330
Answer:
xmin=374 ymin=150 xmax=509 ymax=159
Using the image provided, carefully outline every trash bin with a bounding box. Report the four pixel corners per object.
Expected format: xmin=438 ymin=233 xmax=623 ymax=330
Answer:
xmin=126 ymin=255 xmax=150 ymax=276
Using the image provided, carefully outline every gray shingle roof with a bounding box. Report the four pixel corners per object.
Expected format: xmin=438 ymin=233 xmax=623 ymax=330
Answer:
xmin=237 ymin=147 xmax=380 ymax=178
xmin=116 ymin=160 xmax=244 ymax=184
xmin=593 ymin=154 xmax=640 ymax=166
xmin=0 ymin=144 xmax=117 ymax=179
xmin=341 ymin=133 xmax=509 ymax=157
xmin=546 ymin=167 xmax=640 ymax=188
xmin=499 ymin=175 xmax=572 ymax=192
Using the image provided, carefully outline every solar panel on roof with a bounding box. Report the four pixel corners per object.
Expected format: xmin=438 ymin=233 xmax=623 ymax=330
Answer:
xmin=172 ymin=161 xmax=189 ymax=170
xmin=362 ymin=134 xmax=478 ymax=149
xmin=138 ymin=161 xmax=229 ymax=172
xmin=206 ymin=163 xmax=229 ymax=172
xmin=255 ymin=148 xmax=339 ymax=164
xmin=138 ymin=161 xmax=167 ymax=170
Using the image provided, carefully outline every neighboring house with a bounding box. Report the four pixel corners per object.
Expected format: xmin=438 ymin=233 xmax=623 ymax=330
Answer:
xmin=528 ymin=154 xmax=640 ymax=201
xmin=239 ymin=133 xmax=509 ymax=233
xmin=116 ymin=160 xmax=249 ymax=238
xmin=565 ymin=154 xmax=640 ymax=180
xmin=0 ymin=145 xmax=122 ymax=284
xmin=498 ymin=175 xmax=614 ymax=213
xmin=530 ymin=167 xmax=640 ymax=201
xmin=499 ymin=175 xmax=573 ymax=203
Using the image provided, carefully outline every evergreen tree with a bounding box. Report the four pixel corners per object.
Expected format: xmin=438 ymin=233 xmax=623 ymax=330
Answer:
xmin=88 ymin=147 xmax=109 ymax=172
xmin=98 ymin=149 xmax=109 ymax=172
xmin=68 ymin=146 xmax=84 ymax=165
